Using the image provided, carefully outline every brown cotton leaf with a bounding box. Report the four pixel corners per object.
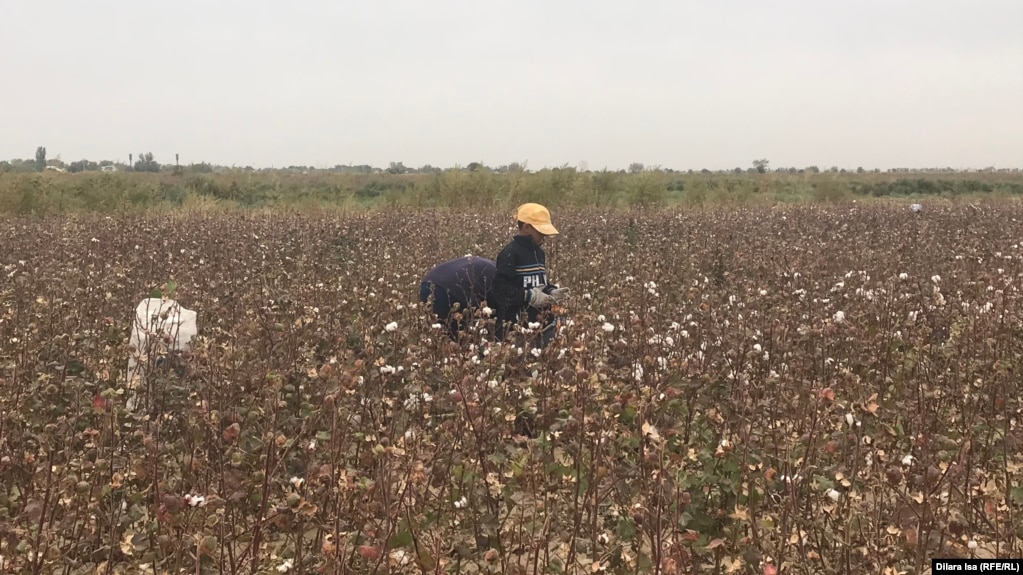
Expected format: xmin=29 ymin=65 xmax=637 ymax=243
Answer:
xmin=730 ymin=506 xmax=750 ymax=521
xmin=705 ymin=538 xmax=726 ymax=550
xmin=223 ymin=423 xmax=240 ymax=442
xmin=902 ymin=527 xmax=918 ymax=548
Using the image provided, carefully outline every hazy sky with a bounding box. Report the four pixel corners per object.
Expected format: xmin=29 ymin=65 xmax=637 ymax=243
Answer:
xmin=2 ymin=1 xmax=1021 ymax=171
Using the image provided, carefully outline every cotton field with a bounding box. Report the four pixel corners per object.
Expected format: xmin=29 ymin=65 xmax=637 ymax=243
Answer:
xmin=0 ymin=203 xmax=1021 ymax=574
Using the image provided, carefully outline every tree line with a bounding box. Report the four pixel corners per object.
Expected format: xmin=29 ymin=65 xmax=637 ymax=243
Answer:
xmin=3 ymin=147 xmax=1018 ymax=177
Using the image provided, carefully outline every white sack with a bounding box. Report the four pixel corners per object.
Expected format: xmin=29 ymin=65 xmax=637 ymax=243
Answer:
xmin=125 ymin=298 xmax=198 ymax=400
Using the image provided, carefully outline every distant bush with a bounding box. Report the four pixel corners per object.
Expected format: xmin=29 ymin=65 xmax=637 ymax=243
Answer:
xmin=850 ymin=178 xmax=1017 ymax=198
xmin=0 ymin=170 xmax=1021 ymax=214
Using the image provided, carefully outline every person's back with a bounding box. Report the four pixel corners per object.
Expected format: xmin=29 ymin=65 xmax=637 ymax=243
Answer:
xmin=420 ymin=256 xmax=496 ymax=338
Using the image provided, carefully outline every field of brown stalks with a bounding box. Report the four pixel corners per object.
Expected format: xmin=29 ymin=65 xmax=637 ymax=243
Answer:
xmin=1 ymin=202 xmax=1022 ymax=575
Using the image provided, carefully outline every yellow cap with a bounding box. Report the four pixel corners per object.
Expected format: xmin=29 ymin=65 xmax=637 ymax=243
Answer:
xmin=515 ymin=203 xmax=559 ymax=235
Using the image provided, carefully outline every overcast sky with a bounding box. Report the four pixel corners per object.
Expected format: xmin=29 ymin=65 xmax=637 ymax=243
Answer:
xmin=2 ymin=0 xmax=1020 ymax=171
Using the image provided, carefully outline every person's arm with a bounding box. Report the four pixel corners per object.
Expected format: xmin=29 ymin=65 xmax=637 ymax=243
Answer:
xmin=491 ymin=247 xmax=526 ymax=310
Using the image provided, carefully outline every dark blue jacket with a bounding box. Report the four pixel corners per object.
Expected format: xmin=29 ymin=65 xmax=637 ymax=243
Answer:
xmin=419 ymin=256 xmax=496 ymax=320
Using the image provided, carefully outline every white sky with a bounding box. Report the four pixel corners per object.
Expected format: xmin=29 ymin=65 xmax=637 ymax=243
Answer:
xmin=2 ymin=0 xmax=1021 ymax=171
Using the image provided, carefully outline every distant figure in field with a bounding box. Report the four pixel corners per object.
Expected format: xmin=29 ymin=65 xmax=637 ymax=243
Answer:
xmin=419 ymin=256 xmax=497 ymax=340
xmin=126 ymin=297 xmax=198 ymax=411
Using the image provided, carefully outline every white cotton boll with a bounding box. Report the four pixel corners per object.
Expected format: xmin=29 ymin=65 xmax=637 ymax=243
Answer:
xmin=826 ymin=489 xmax=840 ymax=502
xmin=602 ymin=323 xmax=615 ymax=333
xmin=899 ymin=273 xmax=908 ymax=280
xmin=902 ymin=454 xmax=914 ymax=466
xmin=597 ymin=314 xmax=606 ymax=322
xmin=845 ymin=413 xmax=855 ymax=426
xmin=968 ymin=540 xmax=978 ymax=550
xmin=753 ymin=343 xmax=762 ymax=353
xmin=834 ymin=311 xmax=846 ymax=323
xmin=385 ymin=321 xmax=398 ymax=332
xmin=931 ymin=275 xmax=941 ymax=284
